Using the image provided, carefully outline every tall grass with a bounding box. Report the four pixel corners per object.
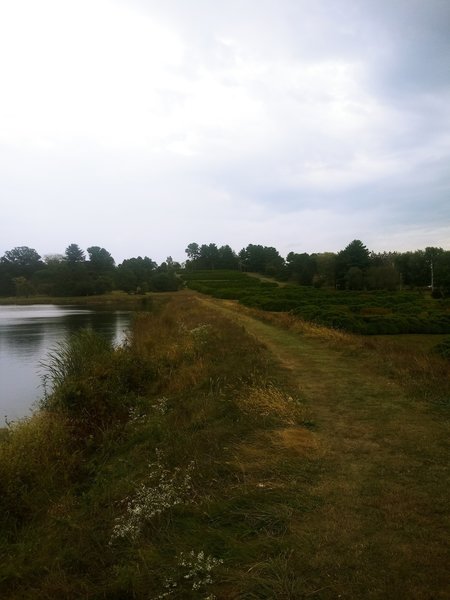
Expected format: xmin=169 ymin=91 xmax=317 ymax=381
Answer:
xmin=40 ymin=328 xmax=154 ymax=433
xmin=41 ymin=329 xmax=112 ymax=393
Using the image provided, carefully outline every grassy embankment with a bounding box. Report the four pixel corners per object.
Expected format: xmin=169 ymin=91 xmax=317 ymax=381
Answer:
xmin=0 ymin=291 xmax=449 ymax=598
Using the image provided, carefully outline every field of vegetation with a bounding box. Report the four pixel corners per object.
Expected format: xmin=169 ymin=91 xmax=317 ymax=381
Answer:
xmin=0 ymin=291 xmax=449 ymax=598
xmin=183 ymin=270 xmax=450 ymax=335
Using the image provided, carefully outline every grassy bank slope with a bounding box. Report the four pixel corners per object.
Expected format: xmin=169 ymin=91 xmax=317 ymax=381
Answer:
xmin=0 ymin=293 xmax=317 ymax=599
xmin=1 ymin=292 xmax=448 ymax=598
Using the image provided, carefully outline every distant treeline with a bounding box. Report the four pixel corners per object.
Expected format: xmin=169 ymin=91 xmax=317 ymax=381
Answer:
xmin=0 ymin=244 xmax=182 ymax=297
xmin=185 ymin=240 xmax=450 ymax=296
xmin=1 ymin=239 xmax=450 ymax=297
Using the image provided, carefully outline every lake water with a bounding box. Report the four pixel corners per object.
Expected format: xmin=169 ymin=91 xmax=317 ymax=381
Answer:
xmin=0 ymin=305 xmax=131 ymax=425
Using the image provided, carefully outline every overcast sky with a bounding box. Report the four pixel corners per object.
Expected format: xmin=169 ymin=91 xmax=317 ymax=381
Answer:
xmin=0 ymin=0 xmax=449 ymax=264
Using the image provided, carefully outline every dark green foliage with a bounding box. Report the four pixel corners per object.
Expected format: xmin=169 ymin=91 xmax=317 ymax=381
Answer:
xmin=239 ymin=243 xmax=285 ymax=277
xmin=65 ymin=243 xmax=85 ymax=264
xmin=2 ymin=246 xmax=42 ymax=271
xmin=115 ymin=256 xmax=157 ymax=293
xmin=0 ymin=246 xmax=43 ymax=295
xmin=183 ymin=271 xmax=450 ymax=335
xmin=184 ymin=242 xmax=240 ymax=270
xmin=433 ymin=251 xmax=450 ymax=297
xmin=1 ymin=240 xmax=449 ymax=300
xmin=150 ymin=271 xmax=182 ymax=292
xmin=286 ymin=251 xmax=316 ymax=284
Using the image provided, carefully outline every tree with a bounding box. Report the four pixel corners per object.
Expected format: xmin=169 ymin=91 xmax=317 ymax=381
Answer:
xmin=199 ymin=244 xmax=220 ymax=269
xmin=87 ymin=246 xmax=115 ymax=272
xmin=151 ymin=271 xmax=182 ymax=292
xmin=239 ymin=244 xmax=284 ymax=276
xmin=313 ymin=253 xmax=336 ymax=287
xmin=217 ymin=245 xmax=239 ymax=270
xmin=425 ymin=247 xmax=444 ymax=292
xmin=336 ymin=240 xmax=370 ymax=288
xmin=395 ymin=250 xmax=428 ymax=287
xmin=339 ymin=240 xmax=370 ymax=270
xmin=0 ymin=261 xmax=14 ymax=295
xmin=345 ymin=266 xmax=364 ymax=290
xmin=0 ymin=247 xmax=42 ymax=294
xmin=432 ymin=251 xmax=450 ymax=297
xmin=44 ymin=254 xmax=65 ymax=265
xmin=365 ymin=266 xmax=399 ymax=291
xmin=13 ymin=276 xmax=35 ymax=297
xmin=115 ymin=256 xmax=157 ymax=293
xmin=286 ymin=252 xmax=316 ymax=285
xmin=164 ymin=256 xmax=181 ymax=271
xmin=185 ymin=243 xmax=200 ymax=261
xmin=61 ymin=244 xmax=92 ymax=295
xmin=2 ymin=246 xmax=42 ymax=274
xmin=65 ymin=243 xmax=85 ymax=264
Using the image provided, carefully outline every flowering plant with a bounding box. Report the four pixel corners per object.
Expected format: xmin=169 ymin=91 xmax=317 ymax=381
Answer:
xmin=111 ymin=450 xmax=195 ymax=542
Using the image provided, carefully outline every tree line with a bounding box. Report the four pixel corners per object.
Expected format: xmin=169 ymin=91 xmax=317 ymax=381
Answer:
xmin=0 ymin=244 xmax=182 ymax=297
xmin=185 ymin=240 xmax=450 ymax=296
xmin=1 ymin=239 xmax=449 ymax=298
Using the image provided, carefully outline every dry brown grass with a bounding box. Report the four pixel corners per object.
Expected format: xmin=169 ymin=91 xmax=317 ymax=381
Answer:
xmin=236 ymin=384 xmax=304 ymax=425
xmin=0 ymin=411 xmax=80 ymax=528
xmin=218 ymin=298 xmax=358 ymax=346
xmin=274 ymin=426 xmax=321 ymax=455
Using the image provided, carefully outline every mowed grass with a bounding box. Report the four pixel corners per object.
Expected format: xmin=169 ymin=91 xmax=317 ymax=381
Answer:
xmin=0 ymin=292 xmax=449 ymax=599
xmin=197 ymin=295 xmax=450 ymax=598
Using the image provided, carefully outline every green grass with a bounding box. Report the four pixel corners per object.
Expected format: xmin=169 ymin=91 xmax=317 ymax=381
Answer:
xmin=1 ymin=292 xmax=449 ymax=599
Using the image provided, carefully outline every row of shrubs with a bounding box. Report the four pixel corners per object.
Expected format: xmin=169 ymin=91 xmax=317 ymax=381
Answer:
xmin=183 ymin=271 xmax=450 ymax=335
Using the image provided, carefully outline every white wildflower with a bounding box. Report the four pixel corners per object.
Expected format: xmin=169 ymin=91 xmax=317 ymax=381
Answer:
xmin=152 ymin=397 xmax=169 ymax=414
xmin=128 ymin=406 xmax=147 ymax=423
xmin=111 ymin=451 xmax=195 ymax=542
xmin=154 ymin=549 xmax=223 ymax=599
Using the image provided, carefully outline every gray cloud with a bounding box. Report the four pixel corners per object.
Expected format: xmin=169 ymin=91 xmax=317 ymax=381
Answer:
xmin=0 ymin=0 xmax=449 ymax=263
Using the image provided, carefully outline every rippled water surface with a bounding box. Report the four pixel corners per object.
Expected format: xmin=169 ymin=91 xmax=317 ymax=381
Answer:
xmin=0 ymin=305 xmax=131 ymax=425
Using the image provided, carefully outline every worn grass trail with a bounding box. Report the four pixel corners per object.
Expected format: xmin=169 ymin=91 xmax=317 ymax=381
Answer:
xmin=199 ymin=296 xmax=450 ymax=599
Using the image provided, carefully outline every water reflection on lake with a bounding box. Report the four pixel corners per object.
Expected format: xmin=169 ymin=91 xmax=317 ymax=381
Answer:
xmin=0 ymin=305 xmax=131 ymax=425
